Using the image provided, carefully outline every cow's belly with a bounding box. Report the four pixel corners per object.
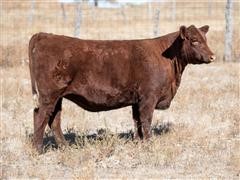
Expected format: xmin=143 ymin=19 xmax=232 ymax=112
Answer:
xmin=64 ymin=86 xmax=134 ymax=112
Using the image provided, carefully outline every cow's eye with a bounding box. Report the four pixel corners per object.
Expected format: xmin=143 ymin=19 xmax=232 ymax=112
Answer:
xmin=192 ymin=41 xmax=199 ymax=46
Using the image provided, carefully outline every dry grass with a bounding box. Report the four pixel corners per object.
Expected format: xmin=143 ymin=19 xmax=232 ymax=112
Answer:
xmin=1 ymin=0 xmax=240 ymax=179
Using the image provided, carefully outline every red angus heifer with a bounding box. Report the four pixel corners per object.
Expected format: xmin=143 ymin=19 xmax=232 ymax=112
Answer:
xmin=29 ymin=25 xmax=215 ymax=153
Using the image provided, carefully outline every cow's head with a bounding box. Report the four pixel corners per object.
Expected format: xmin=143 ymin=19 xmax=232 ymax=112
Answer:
xmin=180 ymin=25 xmax=215 ymax=64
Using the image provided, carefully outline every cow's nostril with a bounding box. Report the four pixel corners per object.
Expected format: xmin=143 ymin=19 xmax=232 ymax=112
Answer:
xmin=210 ymin=55 xmax=216 ymax=61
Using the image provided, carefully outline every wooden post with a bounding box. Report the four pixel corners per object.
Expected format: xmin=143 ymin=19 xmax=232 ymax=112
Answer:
xmin=148 ymin=2 xmax=152 ymax=20
xmin=28 ymin=0 xmax=35 ymax=25
xmin=208 ymin=0 xmax=212 ymax=17
xmin=120 ymin=5 xmax=126 ymax=23
xmin=61 ymin=3 xmax=66 ymax=22
xmin=171 ymin=0 xmax=176 ymax=21
xmin=153 ymin=9 xmax=160 ymax=37
xmin=74 ymin=1 xmax=82 ymax=37
xmin=94 ymin=0 xmax=98 ymax=7
xmin=224 ymin=0 xmax=233 ymax=61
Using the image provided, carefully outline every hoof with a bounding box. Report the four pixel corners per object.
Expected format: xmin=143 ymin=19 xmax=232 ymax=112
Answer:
xmin=33 ymin=144 xmax=44 ymax=154
xmin=56 ymin=139 xmax=69 ymax=148
xmin=133 ymin=132 xmax=142 ymax=141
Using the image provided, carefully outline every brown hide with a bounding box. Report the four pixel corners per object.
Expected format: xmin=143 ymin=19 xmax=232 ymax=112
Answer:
xmin=29 ymin=25 xmax=215 ymax=153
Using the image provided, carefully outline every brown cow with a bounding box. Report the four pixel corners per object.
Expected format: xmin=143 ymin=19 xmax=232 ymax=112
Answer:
xmin=29 ymin=25 xmax=215 ymax=153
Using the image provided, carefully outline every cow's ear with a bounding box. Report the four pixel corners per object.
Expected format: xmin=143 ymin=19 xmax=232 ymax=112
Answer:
xmin=199 ymin=25 xmax=209 ymax=34
xmin=180 ymin=26 xmax=187 ymax=40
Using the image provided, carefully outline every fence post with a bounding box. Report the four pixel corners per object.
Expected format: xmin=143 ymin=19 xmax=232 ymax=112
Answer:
xmin=148 ymin=2 xmax=152 ymax=20
xmin=171 ymin=0 xmax=176 ymax=21
xmin=94 ymin=0 xmax=98 ymax=7
xmin=28 ymin=0 xmax=35 ymax=25
xmin=120 ymin=4 xmax=126 ymax=23
xmin=61 ymin=3 xmax=66 ymax=22
xmin=91 ymin=1 xmax=95 ymax=21
xmin=208 ymin=0 xmax=212 ymax=17
xmin=224 ymin=0 xmax=233 ymax=61
xmin=74 ymin=0 xmax=82 ymax=37
xmin=153 ymin=9 xmax=160 ymax=37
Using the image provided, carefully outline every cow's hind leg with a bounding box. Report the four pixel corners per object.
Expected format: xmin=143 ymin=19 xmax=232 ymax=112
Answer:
xmin=33 ymin=104 xmax=53 ymax=153
xmin=132 ymin=104 xmax=143 ymax=140
xmin=48 ymin=98 xmax=68 ymax=147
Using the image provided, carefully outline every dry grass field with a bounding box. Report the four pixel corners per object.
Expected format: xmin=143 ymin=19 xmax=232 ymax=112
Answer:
xmin=1 ymin=0 xmax=240 ymax=179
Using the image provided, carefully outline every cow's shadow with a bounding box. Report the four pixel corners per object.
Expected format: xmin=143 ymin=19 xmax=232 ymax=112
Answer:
xmin=41 ymin=122 xmax=172 ymax=150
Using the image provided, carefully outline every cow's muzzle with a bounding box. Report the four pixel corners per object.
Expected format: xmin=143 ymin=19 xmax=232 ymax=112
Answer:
xmin=209 ymin=55 xmax=216 ymax=62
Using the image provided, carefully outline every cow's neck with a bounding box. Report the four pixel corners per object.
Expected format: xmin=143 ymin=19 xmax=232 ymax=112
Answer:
xmin=173 ymin=56 xmax=187 ymax=87
xmin=157 ymin=33 xmax=188 ymax=87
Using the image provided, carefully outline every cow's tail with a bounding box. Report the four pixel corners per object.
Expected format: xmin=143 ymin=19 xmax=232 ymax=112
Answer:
xmin=29 ymin=33 xmax=40 ymax=109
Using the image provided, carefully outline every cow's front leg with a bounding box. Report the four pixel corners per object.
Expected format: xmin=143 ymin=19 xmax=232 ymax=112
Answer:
xmin=132 ymin=104 xmax=143 ymax=140
xmin=138 ymin=96 xmax=156 ymax=139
